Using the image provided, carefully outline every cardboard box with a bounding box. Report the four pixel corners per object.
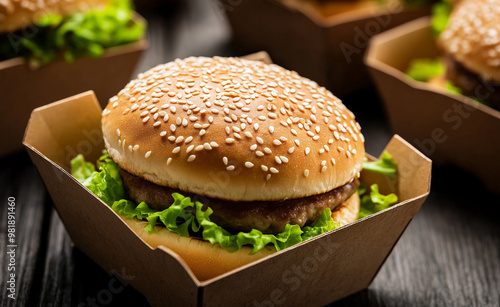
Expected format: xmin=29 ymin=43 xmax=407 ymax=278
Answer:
xmin=0 ymin=15 xmax=147 ymax=158
xmin=23 ymin=88 xmax=431 ymax=305
xmin=222 ymin=0 xmax=429 ymax=96
xmin=365 ymin=17 xmax=500 ymax=194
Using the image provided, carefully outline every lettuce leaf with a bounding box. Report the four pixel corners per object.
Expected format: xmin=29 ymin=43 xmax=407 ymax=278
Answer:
xmin=0 ymin=0 xmax=144 ymax=66
xmin=71 ymin=152 xmax=340 ymax=254
xmin=362 ymin=151 xmax=397 ymax=177
xmin=431 ymin=0 xmax=453 ymax=36
xmin=406 ymin=58 xmax=445 ymax=82
xmin=358 ymin=184 xmax=398 ymax=219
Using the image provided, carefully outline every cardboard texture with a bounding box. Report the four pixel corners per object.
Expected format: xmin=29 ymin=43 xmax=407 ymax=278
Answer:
xmin=23 ymin=89 xmax=431 ymax=306
xmin=365 ymin=17 xmax=500 ymax=194
xmin=222 ymin=0 xmax=429 ymax=96
xmin=0 ymin=15 xmax=147 ymax=158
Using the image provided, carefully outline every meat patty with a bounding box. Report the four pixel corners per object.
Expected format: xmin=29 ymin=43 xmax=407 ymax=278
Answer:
xmin=444 ymin=54 xmax=500 ymax=108
xmin=120 ymin=170 xmax=359 ymax=234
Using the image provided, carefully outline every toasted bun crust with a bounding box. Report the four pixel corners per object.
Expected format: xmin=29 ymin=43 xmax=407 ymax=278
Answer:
xmin=102 ymin=57 xmax=365 ymax=201
xmin=438 ymin=0 xmax=500 ymax=82
xmin=0 ymin=0 xmax=109 ymax=34
xmin=120 ymin=192 xmax=360 ymax=281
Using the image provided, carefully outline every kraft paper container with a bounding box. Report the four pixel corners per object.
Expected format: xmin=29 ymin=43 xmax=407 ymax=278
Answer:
xmin=23 ymin=90 xmax=431 ymax=306
xmin=365 ymin=17 xmax=500 ymax=194
xmin=0 ymin=15 xmax=147 ymax=158
xmin=222 ymin=0 xmax=429 ymax=96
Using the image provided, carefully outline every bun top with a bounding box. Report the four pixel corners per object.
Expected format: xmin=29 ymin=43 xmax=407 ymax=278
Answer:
xmin=102 ymin=57 xmax=365 ymax=201
xmin=0 ymin=0 xmax=108 ymax=34
xmin=438 ymin=0 xmax=500 ymax=82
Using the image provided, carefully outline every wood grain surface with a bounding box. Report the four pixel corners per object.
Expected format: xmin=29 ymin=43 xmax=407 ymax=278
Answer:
xmin=0 ymin=0 xmax=499 ymax=306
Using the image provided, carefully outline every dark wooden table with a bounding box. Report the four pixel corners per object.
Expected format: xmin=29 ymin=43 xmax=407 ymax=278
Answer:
xmin=1 ymin=0 xmax=499 ymax=306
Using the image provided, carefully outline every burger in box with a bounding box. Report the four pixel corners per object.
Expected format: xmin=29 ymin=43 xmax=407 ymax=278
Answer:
xmin=71 ymin=56 xmax=398 ymax=280
xmin=406 ymin=0 xmax=500 ymax=109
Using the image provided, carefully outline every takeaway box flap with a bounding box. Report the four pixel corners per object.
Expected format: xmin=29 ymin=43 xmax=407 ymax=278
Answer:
xmin=365 ymin=17 xmax=500 ymax=194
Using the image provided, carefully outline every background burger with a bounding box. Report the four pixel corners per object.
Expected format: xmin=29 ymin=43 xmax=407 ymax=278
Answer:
xmin=437 ymin=0 xmax=500 ymax=108
xmin=406 ymin=0 xmax=500 ymax=109
xmin=0 ymin=0 xmax=144 ymax=66
xmin=74 ymin=56 xmax=366 ymax=280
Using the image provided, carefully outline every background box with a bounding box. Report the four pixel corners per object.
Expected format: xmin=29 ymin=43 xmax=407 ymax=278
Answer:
xmin=365 ymin=17 xmax=500 ymax=194
xmin=0 ymin=15 xmax=147 ymax=157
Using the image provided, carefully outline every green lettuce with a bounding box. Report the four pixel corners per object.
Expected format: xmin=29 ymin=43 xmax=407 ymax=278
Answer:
xmin=0 ymin=0 xmax=144 ymax=66
xmin=406 ymin=58 xmax=445 ymax=82
xmin=71 ymin=152 xmax=340 ymax=254
xmin=358 ymin=151 xmax=399 ymax=219
xmin=431 ymin=0 xmax=453 ymax=36
xmin=362 ymin=151 xmax=397 ymax=177
xmin=358 ymin=184 xmax=398 ymax=219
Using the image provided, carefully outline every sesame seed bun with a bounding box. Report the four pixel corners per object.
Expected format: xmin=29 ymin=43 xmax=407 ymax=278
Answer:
xmin=120 ymin=192 xmax=359 ymax=281
xmin=438 ymin=0 xmax=500 ymax=83
xmin=0 ymin=0 xmax=109 ymax=34
xmin=102 ymin=57 xmax=365 ymax=202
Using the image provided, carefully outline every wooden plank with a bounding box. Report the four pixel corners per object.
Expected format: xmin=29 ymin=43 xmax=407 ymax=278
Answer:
xmin=0 ymin=153 xmax=50 ymax=306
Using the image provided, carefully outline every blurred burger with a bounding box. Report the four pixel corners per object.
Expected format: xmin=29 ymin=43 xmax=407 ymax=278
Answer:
xmin=0 ymin=0 xmax=144 ymax=66
xmin=98 ymin=56 xmax=365 ymax=279
xmin=438 ymin=0 xmax=500 ymax=107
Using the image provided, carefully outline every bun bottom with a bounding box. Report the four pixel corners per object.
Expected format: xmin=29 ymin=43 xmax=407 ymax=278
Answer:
xmin=120 ymin=192 xmax=360 ymax=281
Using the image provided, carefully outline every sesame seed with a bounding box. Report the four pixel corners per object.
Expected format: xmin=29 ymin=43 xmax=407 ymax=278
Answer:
xmin=321 ymin=166 xmax=327 ymax=172
xmin=275 ymin=156 xmax=282 ymax=164
xmin=128 ymin=145 xmax=133 ymax=152
xmin=226 ymin=138 xmax=235 ymax=144
xmin=264 ymin=147 xmax=272 ymax=154
xmin=266 ymin=174 xmax=272 ymax=181
xmin=245 ymin=131 xmax=253 ymax=138
xmin=167 ymin=158 xmax=172 ymax=165
xmin=170 ymin=124 xmax=176 ymax=132
xmin=199 ymin=129 xmax=206 ymax=136
xmin=145 ymin=151 xmax=152 ymax=158
xmin=210 ymin=141 xmax=219 ymax=148
xmin=185 ymin=136 xmax=193 ymax=143
xmin=256 ymin=137 xmax=264 ymax=144
xmin=133 ymin=145 xmax=139 ymax=151
xmin=204 ymin=143 xmax=212 ymax=150
xmin=227 ymin=165 xmax=235 ymax=171
xmin=175 ymin=136 xmax=184 ymax=143
xmin=270 ymin=167 xmax=279 ymax=174
xmin=256 ymin=151 xmax=264 ymax=157
xmin=304 ymin=169 xmax=309 ymax=177
xmin=140 ymin=111 xmax=149 ymax=117
xmin=250 ymin=144 xmax=258 ymax=151
xmin=223 ymin=157 xmax=228 ymax=165
xmin=295 ymin=139 xmax=300 ymax=146
xmin=160 ymin=131 xmax=167 ymax=137
xmin=187 ymin=155 xmax=196 ymax=162
xmin=142 ymin=116 xmax=150 ymax=123
xmin=186 ymin=145 xmax=194 ymax=153
xmin=305 ymin=147 xmax=310 ymax=155
xmin=269 ymin=126 xmax=275 ymax=134
xmin=331 ymin=158 xmax=336 ymax=165
xmin=168 ymin=136 xmax=175 ymax=142
xmin=172 ymin=147 xmax=181 ymax=154
xmin=195 ymin=145 xmax=204 ymax=151
xmin=261 ymin=165 xmax=268 ymax=171
xmin=245 ymin=162 xmax=254 ymax=168
xmin=254 ymin=123 xmax=259 ymax=131
xmin=313 ymin=135 xmax=320 ymax=141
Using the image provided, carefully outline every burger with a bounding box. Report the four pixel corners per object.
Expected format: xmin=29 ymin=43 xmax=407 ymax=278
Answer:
xmin=79 ymin=56 xmax=365 ymax=280
xmin=437 ymin=0 xmax=500 ymax=108
xmin=0 ymin=0 xmax=144 ymax=66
